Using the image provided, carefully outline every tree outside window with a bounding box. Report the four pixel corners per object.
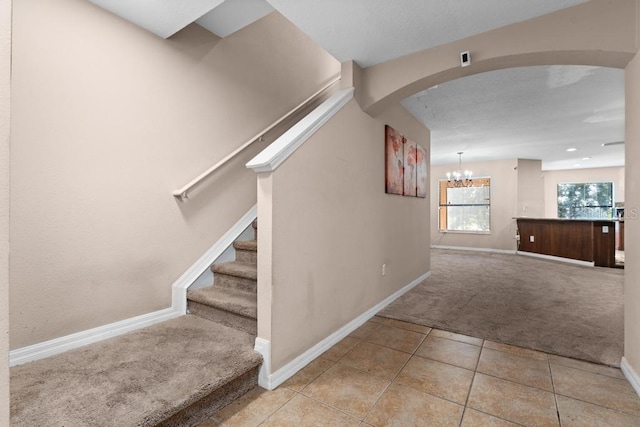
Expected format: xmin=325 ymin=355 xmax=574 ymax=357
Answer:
xmin=557 ymin=182 xmax=613 ymax=219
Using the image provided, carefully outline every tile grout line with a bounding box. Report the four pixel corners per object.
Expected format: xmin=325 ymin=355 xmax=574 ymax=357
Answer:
xmin=457 ymin=340 xmax=484 ymax=427
xmin=253 ymin=389 xmax=298 ymax=427
xmin=279 ymin=389 xmax=362 ymax=424
xmin=360 ymin=326 xmax=430 ymax=423
xmin=552 ymin=390 xmax=640 ymax=418
xmin=548 ymin=353 xmax=563 ymax=427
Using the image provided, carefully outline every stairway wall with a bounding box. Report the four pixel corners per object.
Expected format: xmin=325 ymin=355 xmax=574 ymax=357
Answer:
xmin=9 ymin=0 xmax=339 ymax=349
xmin=0 ymin=0 xmax=11 ymax=422
xmin=262 ymin=99 xmax=430 ymax=371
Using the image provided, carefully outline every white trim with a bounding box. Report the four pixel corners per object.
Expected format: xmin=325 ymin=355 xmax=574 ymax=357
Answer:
xmin=9 ymin=308 xmax=181 ymax=367
xmin=246 ymin=88 xmax=354 ymax=173
xmin=254 ymin=270 xmax=431 ymax=390
xmin=431 ymin=245 xmax=516 ymax=255
xmin=171 ymin=204 xmax=257 ymax=314
xmin=621 ymin=357 xmax=640 ymax=399
xmin=516 ymin=250 xmax=595 ymax=267
xmin=254 ymin=337 xmax=271 ymax=388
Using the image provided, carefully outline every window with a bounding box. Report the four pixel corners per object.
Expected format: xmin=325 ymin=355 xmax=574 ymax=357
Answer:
xmin=557 ymin=182 xmax=613 ymax=219
xmin=439 ymin=178 xmax=491 ymax=232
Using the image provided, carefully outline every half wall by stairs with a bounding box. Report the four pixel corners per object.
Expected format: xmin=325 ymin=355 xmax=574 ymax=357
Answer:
xmin=10 ymin=223 xmax=262 ymax=426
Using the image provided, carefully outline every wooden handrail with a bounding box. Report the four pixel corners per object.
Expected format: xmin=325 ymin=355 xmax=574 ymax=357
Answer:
xmin=173 ymin=76 xmax=341 ymax=201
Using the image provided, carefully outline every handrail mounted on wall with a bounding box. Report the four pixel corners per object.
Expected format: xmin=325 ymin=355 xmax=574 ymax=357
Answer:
xmin=173 ymin=76 xmax=341 ymax=201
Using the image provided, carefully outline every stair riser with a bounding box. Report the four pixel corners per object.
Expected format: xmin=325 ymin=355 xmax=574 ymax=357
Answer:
xmin=235 ymin=249 xmax=257 ymax=264
xmin=157 ymin=367 xmax=259 ymax=427
xmin=215 ymin=273 xmax=257 ymax=293
xmin=188 ymin=300 xmax=257 ymax=335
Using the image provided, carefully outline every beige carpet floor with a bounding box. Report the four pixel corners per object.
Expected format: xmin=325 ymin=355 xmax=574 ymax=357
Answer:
xmin=379 ymin=249 xmax=624 ymax=367
xmin=10 ymin=315 xmax=262 ymax=427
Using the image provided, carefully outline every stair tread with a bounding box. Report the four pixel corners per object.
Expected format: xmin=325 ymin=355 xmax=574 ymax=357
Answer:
xmin=213 ymin=261 xmax=257 ymax=280
xmin=10 ymin=315 xmax=261 ymax=427
xmin=233 ymin=239 xmax=257 ymax=252
xmin=188 ymin=287 xmax=257 ymax=319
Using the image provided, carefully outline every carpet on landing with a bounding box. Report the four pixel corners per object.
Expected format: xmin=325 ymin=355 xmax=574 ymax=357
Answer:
xmin=10 ymin=315 xmax=262 ymax=427
xmin=379 ymin=249 xmax=623 ymax=367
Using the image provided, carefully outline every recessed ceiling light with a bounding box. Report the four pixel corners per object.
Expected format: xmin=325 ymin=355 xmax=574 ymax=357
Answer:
xmin=582 ymin=157 xmax=591 ymax=160
xmin=566 ymin=148 xmax=577 ymax=152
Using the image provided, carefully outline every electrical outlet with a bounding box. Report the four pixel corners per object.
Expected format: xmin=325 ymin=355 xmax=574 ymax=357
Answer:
xmin=382 ymin=264 xmax=386 ymax=276
xmin=530 ymin=235 xmax=535 ymax=243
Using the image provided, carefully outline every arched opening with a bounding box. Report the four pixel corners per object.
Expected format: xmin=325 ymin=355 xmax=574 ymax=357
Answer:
xmin=379 ymin=65 xmax=625 ymax=366
xmin=359 ymin=0 xmax=636 ymax=369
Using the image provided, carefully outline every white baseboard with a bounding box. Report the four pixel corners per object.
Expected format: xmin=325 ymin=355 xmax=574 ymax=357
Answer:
xmin=254 ymin=270 xmax=431 ymax=390
xmin=516 ymin=250 xmax=595 ymax=267
xmin=621 ymin=357 xmax=640 ymax=399
xmin=254 ymin=337 xmax=271 ymax=388
xmin=9 ymin=308 xmax=181 ymax=367
xmin=431 ymin=245 xmax=516 ymax=255
xmin=171 ymin=204 xmax=257 ymax=314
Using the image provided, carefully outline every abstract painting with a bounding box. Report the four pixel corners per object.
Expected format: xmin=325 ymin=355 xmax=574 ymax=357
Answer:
xmin=385 ymin=125 xmax=428 ymax=198
xmin=416 ymin=144 xmax=427 ymax=198
xmin=404 ymin=138 xmax=418 ymax=197
xmin=385 ymin=125 xmax=404 ymax=195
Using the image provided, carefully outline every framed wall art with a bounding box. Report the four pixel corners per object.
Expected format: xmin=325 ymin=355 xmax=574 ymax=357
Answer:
xmin=385 ymin=125 xmax=427 ymax=198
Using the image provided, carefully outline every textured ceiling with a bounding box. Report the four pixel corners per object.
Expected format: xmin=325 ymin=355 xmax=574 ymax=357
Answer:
xmin=88 ymin=0 xmax=226 ymax=38
xmin=87 ymin=0 xmax=623 ymax=170
xmin=196 ymin=0 xmax=274 ymax=37
xmin=266 ymin=0 xmax=588 ymax=67
xmin=402 ymin=66 xmax=624 ymax=171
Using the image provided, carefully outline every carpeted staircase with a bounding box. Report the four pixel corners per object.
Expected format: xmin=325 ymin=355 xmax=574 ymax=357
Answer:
xmin=10 ymin=221 xmax=262 ymax=427
xmin=187 ymin=221 xmax=258 ymax=336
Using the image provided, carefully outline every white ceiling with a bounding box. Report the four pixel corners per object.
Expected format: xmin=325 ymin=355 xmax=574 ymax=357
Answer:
xmin=267 ymin=0 xmax=623 ymax=170
xmin=196 ymin=0 xmax=274 ymax=38
xmin=88 ymin=0 xmax=274 ymax=38
xmin=266 ymin=0 xmax=588 ymax=68
xmin=87 ymin=0 xmax=624 ymax=170
xmin=402 ymin=66 xmax=625 ymax=171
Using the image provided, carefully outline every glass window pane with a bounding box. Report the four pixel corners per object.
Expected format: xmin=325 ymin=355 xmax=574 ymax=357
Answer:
xmin=447 ymin=206 xmax=490 ymax=231
xmin=447 ymin=186 xmax=489 ymax=205
xmin=439 ymin=178 xmax=491 ymax=232
xmin=557 ymin=182 xmax=613 ymax=219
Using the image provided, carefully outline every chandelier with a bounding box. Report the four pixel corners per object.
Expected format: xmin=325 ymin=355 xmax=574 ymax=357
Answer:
xmin=446 ymin=152 xmax=473 ymax=187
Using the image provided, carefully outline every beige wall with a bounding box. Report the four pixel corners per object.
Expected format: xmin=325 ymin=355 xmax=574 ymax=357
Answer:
xmin=262 ymin=100 xmax=429 ymax=371
xmin=0 ymin=0 xmax=11 ymax=422
xmin=542 ymin=167 xmax=625 ymax=218
xmin=361 ymin=0 xmax=637 ymax=116
xmin=10 ymin=0 xmax=339 ymax=348
xmin=625 ymin=47 xmax=640 ymax=377
xmin=517 ymin=160 xmax=545 ymax=218
xmin=431 ymin=159 xmax=518 ymax=251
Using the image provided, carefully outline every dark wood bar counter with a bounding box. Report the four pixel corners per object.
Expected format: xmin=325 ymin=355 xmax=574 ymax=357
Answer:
xmin=516 ymin=218 xmax=617 ymax=267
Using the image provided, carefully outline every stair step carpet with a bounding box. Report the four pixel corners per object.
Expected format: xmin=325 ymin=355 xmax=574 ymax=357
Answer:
xmin=188 ymin=286 xmax=257 ymax=335
xmin=187 ymin=238 xmax=258 ymax=336
xmin=213 ymin=260 xmax=257 ymax=292
xmin=233 ymin=239 xmax=257 ymax=264
xmin=10 ymin=315 xmax=262 ymax=427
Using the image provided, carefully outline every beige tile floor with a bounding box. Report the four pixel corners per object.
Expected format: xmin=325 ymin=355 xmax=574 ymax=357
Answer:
xmin=198 ymin=316 xmax=640 ymax=426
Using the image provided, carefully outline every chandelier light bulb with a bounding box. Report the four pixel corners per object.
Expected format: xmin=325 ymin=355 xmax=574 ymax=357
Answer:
xmin=446 ymin=153 xmax=473 ymax=187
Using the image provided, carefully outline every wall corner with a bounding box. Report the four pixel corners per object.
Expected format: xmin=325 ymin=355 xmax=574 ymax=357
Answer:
xmin=341 ymin=60 xmax=363 ymax=108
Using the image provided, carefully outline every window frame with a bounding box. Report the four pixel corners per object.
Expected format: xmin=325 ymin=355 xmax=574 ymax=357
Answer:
xmin=438 ymin=177 xmax=491 ymax=233
xmin=556 ymin=181 xmax=614 ymax=220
